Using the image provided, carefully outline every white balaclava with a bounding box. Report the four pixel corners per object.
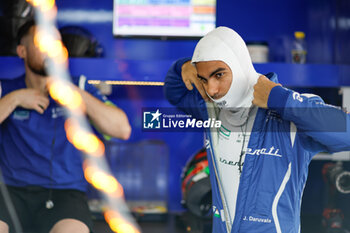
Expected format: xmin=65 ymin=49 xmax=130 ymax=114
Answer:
xmin=192 ymin=27 xmax=260 ymax=110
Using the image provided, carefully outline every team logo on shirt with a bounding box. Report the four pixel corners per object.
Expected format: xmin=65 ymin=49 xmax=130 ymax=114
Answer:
xmin=12 ymin=110 xmax=30 ymax=120
xmin=246 ymin=146 xmax=282 ymax=158
xmin=212 ymin=206 xmax=221 ymax=218
xmin=292 ymin=92 xmax=303 ymax=102
xmin=52 ymin=107 xmax=66 ymax=119
xmin=219 ymin=157 xmax=243 ymax=167
xmin=219 ymin=125 xmax=231 ymax=138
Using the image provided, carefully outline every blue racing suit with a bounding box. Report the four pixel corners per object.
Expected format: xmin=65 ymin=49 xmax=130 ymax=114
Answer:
xmin=164 ymin=58 xmax=350 ymax=233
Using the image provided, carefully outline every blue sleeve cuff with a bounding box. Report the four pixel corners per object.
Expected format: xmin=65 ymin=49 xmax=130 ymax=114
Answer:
xmin=174 ymin=57 xmax=192 ymax=76
xmin=267 ymin=85 xmax=291 ymax=116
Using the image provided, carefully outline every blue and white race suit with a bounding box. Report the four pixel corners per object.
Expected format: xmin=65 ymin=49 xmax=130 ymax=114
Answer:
xmin=164 ymin=57 xmax=350 ymax=233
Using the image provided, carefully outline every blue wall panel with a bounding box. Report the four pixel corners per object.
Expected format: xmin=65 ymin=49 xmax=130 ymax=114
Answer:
xmin=305 ymin=0 xmax=336 ymax=64
xmin=216 ymin=0 xmax=307 ymax=41
xmin=335 ymin=0 xmax=350 ymax=64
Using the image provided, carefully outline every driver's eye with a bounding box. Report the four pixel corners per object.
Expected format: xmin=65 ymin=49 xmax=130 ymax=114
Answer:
xmin=215 ymin=72 xmax=224 ymax=78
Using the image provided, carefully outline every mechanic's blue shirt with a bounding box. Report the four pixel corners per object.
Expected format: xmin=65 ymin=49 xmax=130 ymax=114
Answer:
xmin=164 ymin=58 xmax=350 ymax=233
xmin=0 ymin=75 xmax=108 ymax=192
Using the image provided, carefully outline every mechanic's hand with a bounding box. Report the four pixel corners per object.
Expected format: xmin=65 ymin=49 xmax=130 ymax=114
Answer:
xmin=15 ymin=89 xmax=50 ymax=114
xmin=181 ymin=61 xmax=209 ymax=101
xmin=252 ymin=75 xmax=281 ymax=109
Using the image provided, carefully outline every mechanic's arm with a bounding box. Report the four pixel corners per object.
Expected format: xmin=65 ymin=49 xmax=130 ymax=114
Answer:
xmin=0 ymin=88 xmax=49 ymax=123
xmin=78 ymin=88 xmax=131 ymax=140
xmin=164 ymin=57 xmax=207 ymax=119
xmin=253 ymin=76 xmax=350 ymax=153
